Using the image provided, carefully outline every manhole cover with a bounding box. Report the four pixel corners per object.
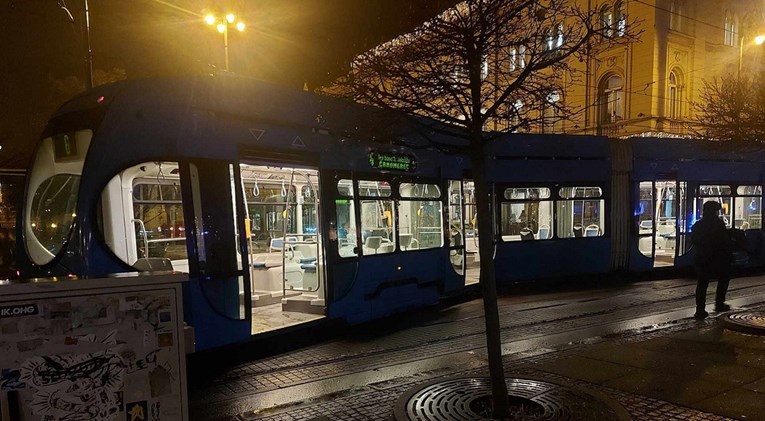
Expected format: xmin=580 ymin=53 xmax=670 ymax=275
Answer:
xmin=393 ymin=376 xmax=630 ymax=421
xmin=719 ymin=310 xmax=765 ymax=335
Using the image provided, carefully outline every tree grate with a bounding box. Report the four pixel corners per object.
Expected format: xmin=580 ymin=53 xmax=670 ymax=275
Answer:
xmin=720 ymin=310 xmax=765 ymax=335
xmin=393 ymin=376 xmax=631 ymax=421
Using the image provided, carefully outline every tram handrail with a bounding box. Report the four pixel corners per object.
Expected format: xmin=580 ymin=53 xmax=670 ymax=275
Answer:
xmin=132 ymin=219 xmax=149 ymax=259
xmin=281 ymin=233 xmax=321 ymax=295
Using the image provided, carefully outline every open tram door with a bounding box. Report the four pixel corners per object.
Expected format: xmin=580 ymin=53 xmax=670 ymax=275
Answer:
xmin=461 ymin=179 xmax=480 ymax=285
xmin=447 ymin=180 xmax=468 ymax=283
xmin=239 ymin=163 xmax=325 ymax=335
xmin=637 ymin=178 xmax=689 ymax=267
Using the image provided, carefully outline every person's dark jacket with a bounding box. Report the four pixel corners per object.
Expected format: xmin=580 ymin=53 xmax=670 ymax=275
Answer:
xmin=691 ymin=215 xmax=732 ymax=274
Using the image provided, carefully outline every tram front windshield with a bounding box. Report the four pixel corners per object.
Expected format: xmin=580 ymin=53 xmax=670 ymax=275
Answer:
xmin=24 ymin=130 xmax=92 ymax=266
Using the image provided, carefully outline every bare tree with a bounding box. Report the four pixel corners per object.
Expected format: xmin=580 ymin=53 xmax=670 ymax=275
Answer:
xmin=328 ymin=0 xmax=638 ymax=417
xmin=691 ymin=73 xmax=765 ymax=141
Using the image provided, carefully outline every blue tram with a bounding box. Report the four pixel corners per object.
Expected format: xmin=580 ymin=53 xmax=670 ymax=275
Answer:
xmin=19 ymin=76 xmax=467 ymax=351
xmin=18 ymin=75 xmax=765 ymax=351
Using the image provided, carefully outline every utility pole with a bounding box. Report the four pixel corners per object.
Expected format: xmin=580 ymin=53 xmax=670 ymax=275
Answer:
xmin=83 ymin=0 xmax=94 ymax=89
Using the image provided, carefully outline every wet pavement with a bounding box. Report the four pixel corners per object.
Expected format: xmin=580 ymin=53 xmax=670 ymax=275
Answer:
xmin=188 ymin=274 xmax=765 ymax=420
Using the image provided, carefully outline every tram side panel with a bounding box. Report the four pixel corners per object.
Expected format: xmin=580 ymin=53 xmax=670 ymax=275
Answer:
xmin=488 ymin=140 xmax=613 ymax=284
xmin=320 ymin=150 xmax=465 ymax=325
xmin=628 ymin=138 xmax=765 ymax=272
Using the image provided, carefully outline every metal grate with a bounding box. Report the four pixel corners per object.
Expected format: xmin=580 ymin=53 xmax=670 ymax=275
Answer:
xmin=720 ymin=310 xmax=765 ymax=336
xmin=394 ymin=376 xmax=630 ymax=421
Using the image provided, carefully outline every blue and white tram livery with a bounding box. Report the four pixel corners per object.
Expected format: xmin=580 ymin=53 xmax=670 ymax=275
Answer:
xmin=18 ymin=75 xmax=765 ymax=351
xmin=20 ymin=76 xmax=466 ymax=351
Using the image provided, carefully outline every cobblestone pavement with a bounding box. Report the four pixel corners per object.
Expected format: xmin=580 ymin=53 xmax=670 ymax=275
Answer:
xmin=189 ymin=275 xmax=765 ymax=420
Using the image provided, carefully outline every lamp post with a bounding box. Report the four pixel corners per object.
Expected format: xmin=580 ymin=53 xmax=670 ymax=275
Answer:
xmin=205 ymin=13 xmax=245 ymax=72
xmin=738 ymin=34 xmax=765 ymax=78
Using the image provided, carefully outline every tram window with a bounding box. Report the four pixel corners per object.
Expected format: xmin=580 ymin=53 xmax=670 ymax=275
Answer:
xmin=398 ymin=183 xmax=443 ymax=250
xmin=695 ymin=198 xmax=732 ymax=228
xmin=26 ymin=130 xmax=92 ymax=265
xmin=556 ymin=187 xmax=604 ymax=238
xmin=734 ymin=185 xmax=761 ymax=230
xmin=100 ymin=161 xmax=187 ymax=271
xmin=699 ymin=185 xmax=732 ymax=196
xmin=337 ymin=179 xmax=354 ymax=197
xmin=29 ymin=175 xmax=81 ymax=261
xmin=335 ymin=179 xmax=358 ymax=257
xmin=500 ymin=187 xmax=553 ymax=241
xmin=301 ymin=185 xmax=318 ymax=234
xmin=503 ymin=187 xmax=551 ymax=200
xmin=358 ymin=180 xmax=391 ymax=197
xmin=360 ymin=198 xmax=395 ymax=255
xmin=400 ymin=183 xmax=441 ymax=199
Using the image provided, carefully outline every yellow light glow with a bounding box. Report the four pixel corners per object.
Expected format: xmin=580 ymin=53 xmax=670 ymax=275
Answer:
xmin=756 ymin=35 xmax=765 ymax=45
xmin=226 ymin=13 xmax=235 ymax=23
xmin=204 ymin=14 xmax=215 ymax=25
xmin=217 ymin=23 xmax=226 ymax=33
xmin=50 ymin=223 xmax=58 ymax=229
xmin=236 ymin=21 xmax=245 ymax=32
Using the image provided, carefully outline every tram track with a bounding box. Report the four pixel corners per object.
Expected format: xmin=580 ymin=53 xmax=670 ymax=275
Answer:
xmin=190 ymin=276 xmax=765 ymax=417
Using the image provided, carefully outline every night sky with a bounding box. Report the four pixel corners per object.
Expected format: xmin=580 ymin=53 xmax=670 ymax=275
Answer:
xmin=0 ymin=0 xmax=452 ymax=167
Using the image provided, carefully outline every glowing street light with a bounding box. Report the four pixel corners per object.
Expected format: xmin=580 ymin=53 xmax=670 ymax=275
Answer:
xmin=738 ymin=34 xmax=765 ymax=78
xmin=204 ymin=13 xmax=245 ymax=71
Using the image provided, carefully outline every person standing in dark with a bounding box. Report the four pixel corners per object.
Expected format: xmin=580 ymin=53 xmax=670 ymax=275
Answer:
xmin=690 ymin=201 xmax=732 ymax=319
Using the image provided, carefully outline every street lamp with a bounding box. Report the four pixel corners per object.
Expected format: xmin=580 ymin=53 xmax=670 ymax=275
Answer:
xmin=738 ymin=34 xmax=765 ymax=78
xmin=204 ymin=13 xmax=245 ymax=71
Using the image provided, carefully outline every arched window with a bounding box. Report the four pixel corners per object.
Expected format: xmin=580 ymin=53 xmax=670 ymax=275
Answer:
xmin=724 ymin=11 xmax=737 ymax=46
xmin=668 ymin=69 xmax=682 ymax=119
xmin=599 ymin=74 xmax=623 ymax=125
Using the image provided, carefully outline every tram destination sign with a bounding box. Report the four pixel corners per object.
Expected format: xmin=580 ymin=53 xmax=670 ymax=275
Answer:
xmin=368 ymin=151 xmax=417 ymax=172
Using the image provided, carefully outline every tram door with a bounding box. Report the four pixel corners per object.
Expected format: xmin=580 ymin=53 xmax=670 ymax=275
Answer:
xmin=448 ymin=180 xmax=466 ymax=281
xmin=186 ymin=160 xmax=249 ymax=321
xmin=463 ymin=180 xmax=480 ymax=285
xmin=637 ymin=179 xmax=687 ymax=267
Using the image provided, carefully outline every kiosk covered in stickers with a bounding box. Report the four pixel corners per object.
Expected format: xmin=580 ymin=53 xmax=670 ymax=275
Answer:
xmin=0 ymin=273 xmax=188 ymax=421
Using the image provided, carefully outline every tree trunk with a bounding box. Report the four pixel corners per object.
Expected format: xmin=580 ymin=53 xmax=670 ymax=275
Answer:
xmin=470 ymin=138 xmax=509 ymax=418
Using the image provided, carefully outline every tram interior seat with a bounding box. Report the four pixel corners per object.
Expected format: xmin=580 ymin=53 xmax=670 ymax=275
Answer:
xmin=520 ymin=228 xmax=535 ymax=241
xmin=269 ymin=237 xmax=298 ymax=253
xmin=364 ymin=236 xmax=383 ymax=254
xmin=573 ymin=224 xmax=583 ymax=237
xmin=251 ymin=251 xmax=306 ymax=295
xmin=638 ymin=236 xmax=652 ymax=254
xmin=400 ymin=233 xmax=413 ymax=250
xmin=537 ymin=225 xmax=550 ymax=240
xmin=584 ymin=224 xmax=600 ymax=237
xmin=134 ymin=258 xmax=173 ymax=272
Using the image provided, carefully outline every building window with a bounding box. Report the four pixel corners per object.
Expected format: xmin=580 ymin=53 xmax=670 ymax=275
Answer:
xmin=615 ymin=1 xmax=626 ymax=36
xmin=724 ymin=11 xmax=737 ymax=47
xmin=600 ymin=4 xmax=614 ymax=39
xmin=670 ymin=0 xmax=684 ymax=32
xmin=509 ymin=45 xmax=526 ymax=72
xmin=542 ymin=91 xmax=562 ymax=133
xmin=545 ymin=24 xmax=564 ymax=51
xmin=599 ymin=74 xmax=623 ymax=124
xmin=668 ymin=69 xmax=682 ymax=119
